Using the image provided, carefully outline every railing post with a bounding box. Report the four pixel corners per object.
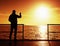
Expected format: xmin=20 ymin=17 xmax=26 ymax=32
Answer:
xmin=22 ymin=24 xmax=24 ymax=40
xmin=47 ymin=24 xmax=49 ymax=40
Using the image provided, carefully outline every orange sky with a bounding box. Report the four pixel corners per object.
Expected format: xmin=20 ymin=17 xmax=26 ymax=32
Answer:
xmin=0 ymin=0 xmax=60 ymax=25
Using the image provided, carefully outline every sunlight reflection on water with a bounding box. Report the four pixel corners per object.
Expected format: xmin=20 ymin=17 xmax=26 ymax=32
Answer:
xmin=38 ymin=41 xmax=49 ymax=46
xmin=38 ymin=25 xmax=47 ymax=40
xmin=23 ymin=41 xmax=49 ymax=46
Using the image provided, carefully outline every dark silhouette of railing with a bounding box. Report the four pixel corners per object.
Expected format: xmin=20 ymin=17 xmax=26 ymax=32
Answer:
xmin=47 ymin=24 xmax=60 ymax=41
xmin=0 ymin=24 xmax=60 ymax=41
xmin=0 ymin=24 xmax=24 ymax=40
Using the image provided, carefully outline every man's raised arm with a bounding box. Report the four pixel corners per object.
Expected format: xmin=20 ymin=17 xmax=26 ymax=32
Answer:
xmin=17 ymin=12 xmax=22 ymax=18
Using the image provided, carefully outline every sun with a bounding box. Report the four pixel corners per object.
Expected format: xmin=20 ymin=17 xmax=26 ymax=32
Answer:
xmin=34 ymin=5 xmax=50 ymax=20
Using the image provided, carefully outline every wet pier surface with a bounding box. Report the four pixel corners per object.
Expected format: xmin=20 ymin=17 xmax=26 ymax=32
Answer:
xmin=0 ymin=40 xmax=60 ymax=46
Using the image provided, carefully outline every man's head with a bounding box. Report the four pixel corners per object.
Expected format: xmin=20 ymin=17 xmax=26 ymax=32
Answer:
xmin=12 ymin=10 xmax=16 ymax=14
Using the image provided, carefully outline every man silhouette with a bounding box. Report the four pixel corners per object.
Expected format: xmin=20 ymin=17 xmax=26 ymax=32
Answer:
xmin=9 ymin=10 xmax=22 ymax=40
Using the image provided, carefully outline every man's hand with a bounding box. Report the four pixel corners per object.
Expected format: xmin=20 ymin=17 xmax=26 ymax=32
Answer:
xmin=20 ymin=12 xmax=21 ymax=15
xmin=19 ymin=12 xmax=22 ymax=18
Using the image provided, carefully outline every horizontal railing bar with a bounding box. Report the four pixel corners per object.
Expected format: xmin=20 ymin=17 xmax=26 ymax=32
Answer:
xmin=0 ymin=24 xmax=24 ymax=25
xmin=47 ymin=24 xmax=60 ymax=25
xmin=49 ymin=32 xmax=60 ymax=33
xmin=0 ymin=32 xmax=23 ymax=33
xmin=0 ymin=39 xmax=60 ymax=41
xmin=1 ymin=32 xmax=60 ymax=33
